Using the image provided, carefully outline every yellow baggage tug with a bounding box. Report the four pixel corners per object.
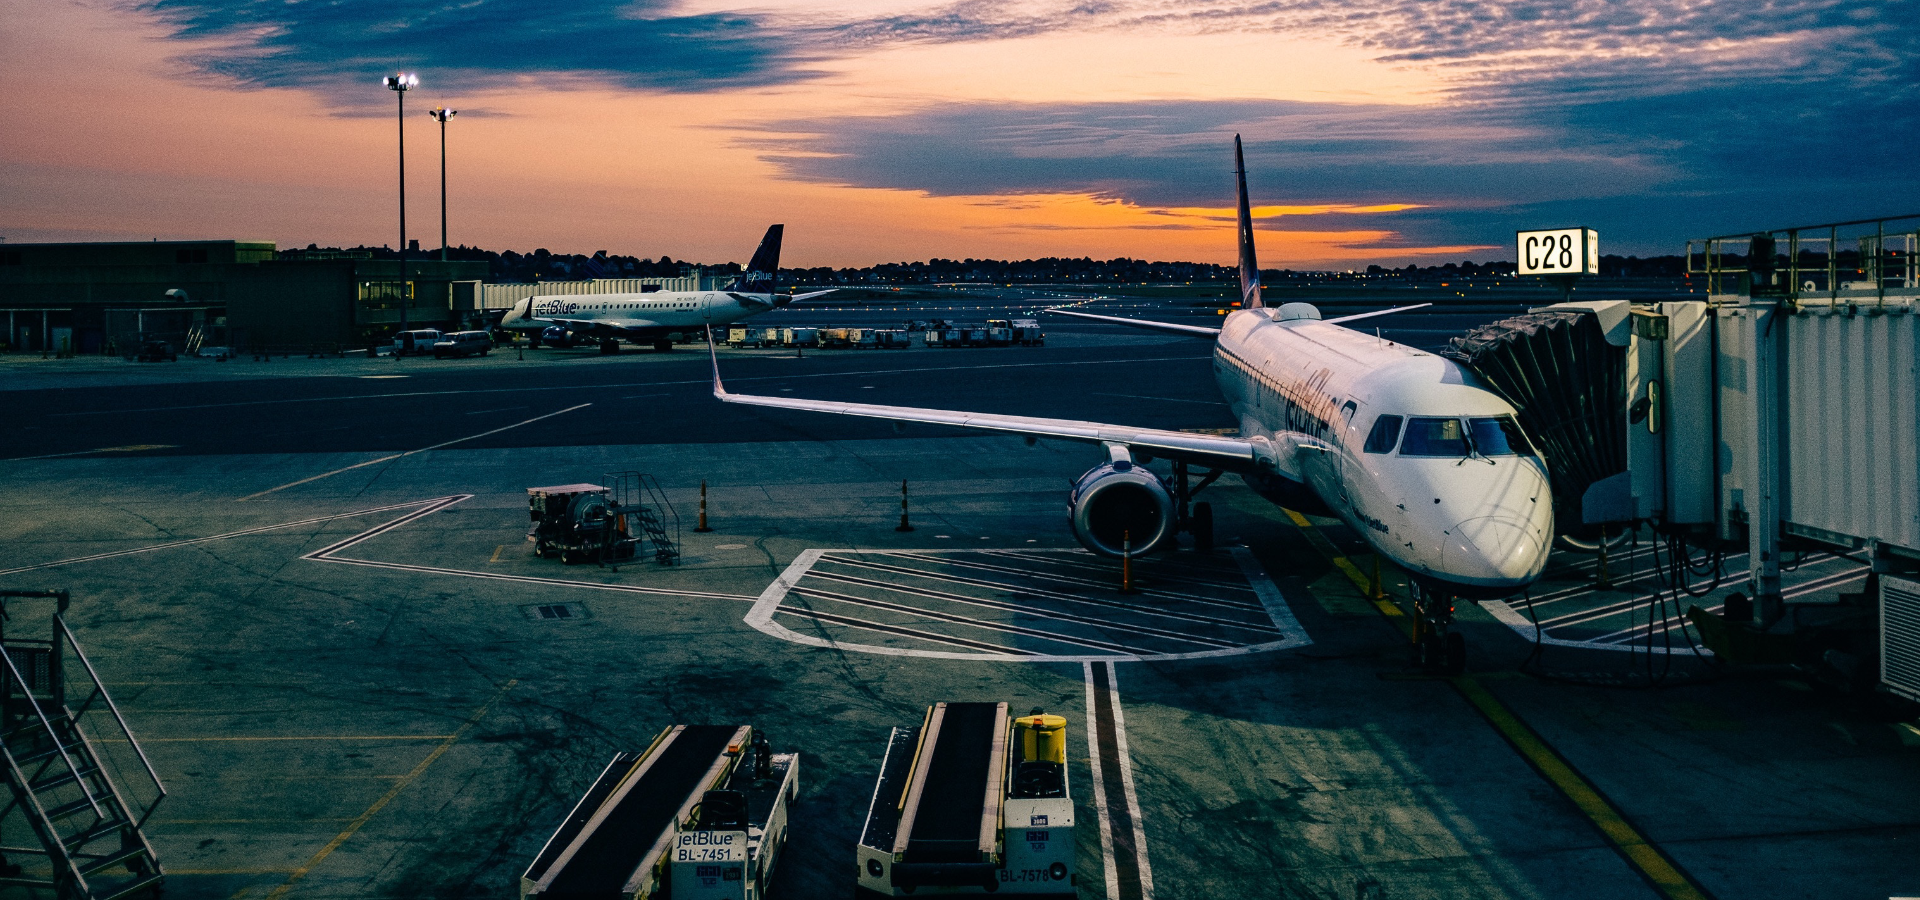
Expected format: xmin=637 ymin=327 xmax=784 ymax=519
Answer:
xmin=521 ymin=725 xmax=798 ymax=900
xmin=857 ymin=703 xmax=1077 ymax=897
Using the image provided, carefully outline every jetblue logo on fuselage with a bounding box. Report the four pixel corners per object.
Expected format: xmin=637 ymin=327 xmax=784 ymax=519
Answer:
xmin=532 ymin=300 xmax=579 ymax=316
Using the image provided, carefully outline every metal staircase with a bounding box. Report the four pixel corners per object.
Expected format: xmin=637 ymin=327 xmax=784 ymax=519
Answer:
xmin=0 ymin=591 xmax=165 ymax=900
xmin=605 ymin=472 xmax=681 ymax=566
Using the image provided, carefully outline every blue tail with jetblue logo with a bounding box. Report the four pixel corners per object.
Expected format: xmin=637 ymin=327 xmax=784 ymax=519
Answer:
xmin=725 ymin=225 xmax=783 ymax=293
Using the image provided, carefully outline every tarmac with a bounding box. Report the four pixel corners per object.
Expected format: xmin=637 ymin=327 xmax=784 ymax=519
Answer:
xmin=1 ymin=296 xmax=1917 ymax=899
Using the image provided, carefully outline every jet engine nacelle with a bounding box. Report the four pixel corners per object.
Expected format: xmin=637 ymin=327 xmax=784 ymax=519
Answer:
xmin=1068 ymin=461 xmax=1176 ymax=558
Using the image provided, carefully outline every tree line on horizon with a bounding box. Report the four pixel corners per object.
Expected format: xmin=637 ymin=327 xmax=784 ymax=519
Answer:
xmin=288 ymin=243 xmax=1690 ymax=283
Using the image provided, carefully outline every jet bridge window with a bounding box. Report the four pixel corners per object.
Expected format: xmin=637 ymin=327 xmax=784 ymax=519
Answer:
xmin=1399 ymin=417 xmax=1469 ymax=457
xmin=1363 ymin=415 xmax=1403 ymax=453
xmin=1468 ymin=416 xmax=1536 ymax=456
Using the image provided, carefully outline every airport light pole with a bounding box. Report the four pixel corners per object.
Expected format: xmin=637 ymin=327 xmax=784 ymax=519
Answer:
xmin=385 ymin=72 xmax=418 ymax=332
xmin=428 ymin=107 xmax=457 ymax=262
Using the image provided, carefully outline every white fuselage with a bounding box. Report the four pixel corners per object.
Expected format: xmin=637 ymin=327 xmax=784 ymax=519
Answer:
xmin=500 ymin=289 xmax=782 ymax=335
xmin=1212 ymin=307 xmax=1553 ymax=596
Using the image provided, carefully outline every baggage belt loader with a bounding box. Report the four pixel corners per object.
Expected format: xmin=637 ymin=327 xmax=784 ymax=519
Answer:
xmin=857 ymin=703 xmax=1075 ymax=898
xmin=523 ymin=725 xmax=798 ymax=900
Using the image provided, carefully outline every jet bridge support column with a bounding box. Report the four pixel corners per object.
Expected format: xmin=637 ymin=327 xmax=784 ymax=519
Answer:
xmin=1720 ymin=300 xmax=1786 ymax=623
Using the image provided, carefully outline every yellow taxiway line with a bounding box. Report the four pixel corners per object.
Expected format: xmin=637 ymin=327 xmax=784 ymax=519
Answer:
xmin=1279 ymin=509 xmax=1711 ymax=900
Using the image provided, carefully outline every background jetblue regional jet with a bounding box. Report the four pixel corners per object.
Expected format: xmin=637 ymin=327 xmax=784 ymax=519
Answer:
xmin=710 ymin=138 xmax=1553 ymax=673
xmin=503 ymin=224 xmax=833 ymax=353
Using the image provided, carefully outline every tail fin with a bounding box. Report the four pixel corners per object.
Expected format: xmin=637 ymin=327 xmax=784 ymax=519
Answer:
xmin=725 ymin=224 xmax=784 ymax=293
xmin=1234 ymin=135 xmax=1263 ymax=310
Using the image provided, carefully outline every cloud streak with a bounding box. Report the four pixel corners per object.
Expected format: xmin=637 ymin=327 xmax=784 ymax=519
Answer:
xmin=138 ymin=0 xmax=824 ymax=97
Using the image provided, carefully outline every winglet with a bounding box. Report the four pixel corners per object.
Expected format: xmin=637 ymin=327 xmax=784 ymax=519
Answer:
xmin=1234 ymin=135 xmax=1264 ymax=310
xmin=707 ymin=326 xmax=729 ymax=398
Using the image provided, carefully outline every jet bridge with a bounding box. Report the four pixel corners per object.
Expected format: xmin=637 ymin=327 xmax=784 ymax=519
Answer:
xmin=1451 ymin=213 xmax=1920 ymax=701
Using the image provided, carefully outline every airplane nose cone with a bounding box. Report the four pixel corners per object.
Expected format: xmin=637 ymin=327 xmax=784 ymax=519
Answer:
xmin=1455 ymin=516 xmax=1548 ymax=584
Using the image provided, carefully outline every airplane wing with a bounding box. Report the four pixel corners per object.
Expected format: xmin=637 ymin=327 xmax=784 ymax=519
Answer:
xmin=1325 ymin=303 xmax=1431 ymax=324
xmin=791 ymin=289 xmax=838 ymax=301
xmin=707 ymin=332 xmax=1256 ymax=468
xmin=1047 ymin=308 xmax=1221 ymax=337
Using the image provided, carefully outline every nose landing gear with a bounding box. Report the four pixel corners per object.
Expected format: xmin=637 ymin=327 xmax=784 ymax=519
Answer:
xmin=1410 ymin=581 xmax=1467 ymax=676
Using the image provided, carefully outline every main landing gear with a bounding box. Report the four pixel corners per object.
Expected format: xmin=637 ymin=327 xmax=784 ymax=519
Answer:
xmin=1410 ymin=581 xmax=1467 ymax=676
xmin=1170 ymin=460 xmax=1222 ymax=551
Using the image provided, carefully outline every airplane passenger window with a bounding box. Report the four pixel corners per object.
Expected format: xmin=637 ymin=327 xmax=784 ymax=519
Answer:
xmin=1469 ymin=416 xmax=1537 ymax=456
xmin=1363 ymin=415 xmax=1403 ymax=453
xmin=1399 ymin=417 xmax=1469 ymax=457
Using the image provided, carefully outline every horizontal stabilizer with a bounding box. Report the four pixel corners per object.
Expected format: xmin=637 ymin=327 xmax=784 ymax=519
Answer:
xmin=1324 ymin=303 xmax=1432 ymax=325
xmin=1048 ymin=308 xmax=1220 ymax=337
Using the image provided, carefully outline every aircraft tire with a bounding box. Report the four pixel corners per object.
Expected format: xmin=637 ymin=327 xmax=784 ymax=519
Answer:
xmin=1192 ymin=502 xmax=1214 ymax=551
xmin=1419 ymin=633 xmax=1450 ymax=672
xmin=654 ymin=340 xmax=674 ymax=352
xmin=1445 ymin=632 xmax=1467 ymax=676
xmin=600 ymin=339 xmax=620 ymax=355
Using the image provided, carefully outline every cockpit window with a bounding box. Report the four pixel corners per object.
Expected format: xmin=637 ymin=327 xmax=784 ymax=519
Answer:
xmin=1469 ymin=416 xmax=1536 ymax=456
xmin=1363 ymin=415 xmax=1403 ymax=454
xmin=1399 ymin=417 xmax=1469 ymax=457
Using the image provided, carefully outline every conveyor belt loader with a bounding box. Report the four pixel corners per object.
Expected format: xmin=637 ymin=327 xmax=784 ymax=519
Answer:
xmin=857 ymin=702 xmax=1075 ymax=897
xmin=522 ymin=725 xmax=797 ymax=900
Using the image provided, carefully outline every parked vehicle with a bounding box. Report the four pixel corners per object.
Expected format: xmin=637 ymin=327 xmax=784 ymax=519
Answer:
xmin=874 ymin=329 xmax=912 ymax=348
xmin=390 ymin=329 xmax=443 ymax=356
xmin=727 ymin=326 xmax=773 ymax=348
xmin=134 ymin=340 xmax=176 ymax=362
xmin=432 ymin=331 xmax=494 ymax=359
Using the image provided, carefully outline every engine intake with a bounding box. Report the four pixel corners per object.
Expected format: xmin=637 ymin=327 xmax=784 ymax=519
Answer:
xmin=1068 ymin=462 xmax=1175 ymax=558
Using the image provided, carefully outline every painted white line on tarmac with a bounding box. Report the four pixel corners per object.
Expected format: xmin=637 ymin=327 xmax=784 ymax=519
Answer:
xmin=0 ymin=497 xmax=459 ymax=577
xmin=238 ymin=402 xmax=591 ymax=500
xmin=1085 ymin=661 xmax=1153 ymax=900
xmin=743 ymin=549 xmax=1312 ymax=663
xmin=49 ymin=355 xmax=1213 ymax=417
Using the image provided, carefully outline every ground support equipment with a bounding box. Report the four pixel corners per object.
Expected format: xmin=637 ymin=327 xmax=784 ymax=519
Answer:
xmin=857 ymin=703 xmax=1075 ymax=898
xmin=0 ymin=591 xmax=166 ymax=900
xmin=522 ymin=725 xmax=798 ymax=900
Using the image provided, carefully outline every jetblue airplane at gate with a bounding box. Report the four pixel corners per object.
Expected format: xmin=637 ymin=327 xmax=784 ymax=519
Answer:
xmin=710 ymin=138 xmax=1553 ymax=669
xmin=501 ymin=225 xmax=833 ymax=352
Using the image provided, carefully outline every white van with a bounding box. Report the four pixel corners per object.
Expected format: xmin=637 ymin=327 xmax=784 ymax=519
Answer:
xmin=432 ymin=331 xmax=494 ymax=359
xmin=390 ymin=329 xmax=443 ymax=356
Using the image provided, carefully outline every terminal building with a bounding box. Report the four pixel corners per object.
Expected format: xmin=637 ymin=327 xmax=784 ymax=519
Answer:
xmin=0 ymin=240 xmax=728 ymax=355
xmin=0 ymin=240 xmax=487 ymax=353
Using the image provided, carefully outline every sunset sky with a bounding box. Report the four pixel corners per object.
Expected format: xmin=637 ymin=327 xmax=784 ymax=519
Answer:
xmin=2 ymin=0 xmax=1915 ymax=268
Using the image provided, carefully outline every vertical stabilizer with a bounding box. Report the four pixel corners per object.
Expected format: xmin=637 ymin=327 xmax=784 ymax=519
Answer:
xmin=1234 ymin=135 xmax=1264 ymax=310
xmin=726 ymin=224 xmax=784 ymax=293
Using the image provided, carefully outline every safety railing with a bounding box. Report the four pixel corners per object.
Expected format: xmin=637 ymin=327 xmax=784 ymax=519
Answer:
xmin=55 ymin=616 xmax=167 ymax=830
xmin=1687 ymin=213 xmax=1920 ymax=306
